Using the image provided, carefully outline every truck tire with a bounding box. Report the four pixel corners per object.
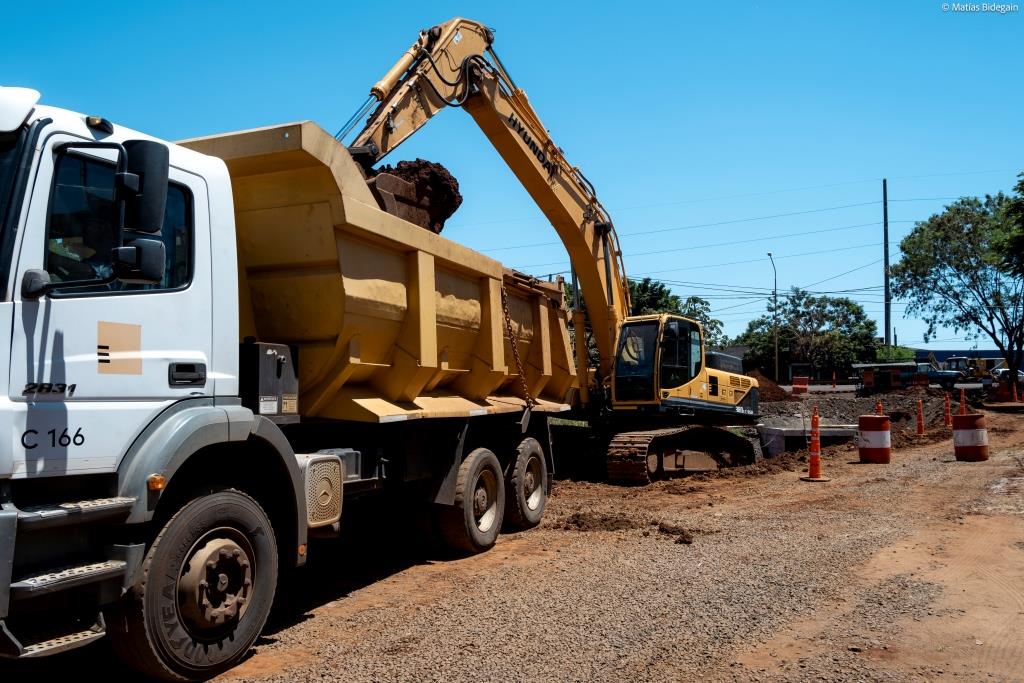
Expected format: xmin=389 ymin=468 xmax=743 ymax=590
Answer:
xmin=107 ymin=489 xmax=278 ymax=682
xmin=504 ymin=437 xmax=548 ymax=530
xmin=438 ymin=448 xmax=505 ymax=554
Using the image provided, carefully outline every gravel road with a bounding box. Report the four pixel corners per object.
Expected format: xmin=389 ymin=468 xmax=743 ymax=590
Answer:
xmin=6 ymin=407 xmax=1022 ymax=682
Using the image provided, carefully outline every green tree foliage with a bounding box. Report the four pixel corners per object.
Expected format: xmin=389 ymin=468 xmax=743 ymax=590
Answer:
xmin=734 ymin=287 xmax=878 ymax=373
xmin=876 ymin=345 xmax=916 ymax=362
xmin=626 ymin=278 xmax=727 ymax=348
xmin=891 ymin=193 xmax=1023 ymax=388
xmin=679 ymin=296 xmax=727 ymax=349
xmin=995 ymin=173 xmax=1024 ymax=277
xmin=628 ymin=277 xmax=681 ymax=315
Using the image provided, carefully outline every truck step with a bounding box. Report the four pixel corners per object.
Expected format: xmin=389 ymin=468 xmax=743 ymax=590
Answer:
xmin=21 ymin=624 xmax=106 ymax=658
xmin=17 ymin=496 xmax=136 ymax=530
xmin=10 ymin=561 xmax=126 ymax=600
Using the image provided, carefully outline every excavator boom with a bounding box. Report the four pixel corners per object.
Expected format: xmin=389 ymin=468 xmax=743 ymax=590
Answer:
xmin=349 ymin=17 xmax=630 ymax=382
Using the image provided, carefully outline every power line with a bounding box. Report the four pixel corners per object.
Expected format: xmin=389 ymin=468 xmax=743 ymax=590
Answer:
xmin=801 ymin=259 xmax=883 ymax=288
xmin=517 ymin=220 xmax=892 ymax=269
xmin=484 ymin=201 xmax=898 ymax=253
xmin=446 ymin=168 xmax=1018 ymax=229
xmin=532 ymin=238 xmax=914 ymax=281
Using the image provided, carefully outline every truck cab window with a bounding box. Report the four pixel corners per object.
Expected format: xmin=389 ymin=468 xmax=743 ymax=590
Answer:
xmin=45 ymin=151 xmax=192 ymax=293
xmin=0 ymin=132 xmax=23 ymax=234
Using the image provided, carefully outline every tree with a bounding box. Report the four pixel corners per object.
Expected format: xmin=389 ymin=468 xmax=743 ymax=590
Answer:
xmin=734 ymin=287 xmax=878 ymax=375
xmin=678 ymin=296 xmax=727 ymax=349
xmin=626 ymin=278 xmax=727 ymax=348
xmin=628 ymin=277 xmax=681 ymax=316
xmin=891 ymin=193 xmax=1023 ymax=391
xmin=995 ymin=172 xmax=1024 ymax=277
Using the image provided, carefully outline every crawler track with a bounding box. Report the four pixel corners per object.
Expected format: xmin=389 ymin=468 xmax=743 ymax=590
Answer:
xmin=606 ymin=425 xmax=763 ymax=485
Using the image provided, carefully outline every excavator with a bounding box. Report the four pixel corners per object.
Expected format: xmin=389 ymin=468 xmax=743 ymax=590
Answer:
xmin=345 ymin=17 xmax=761 ymax=483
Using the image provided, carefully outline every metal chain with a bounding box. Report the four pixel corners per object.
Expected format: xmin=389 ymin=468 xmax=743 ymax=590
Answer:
xmin=500 ymin=284 xmax=535 ymax=408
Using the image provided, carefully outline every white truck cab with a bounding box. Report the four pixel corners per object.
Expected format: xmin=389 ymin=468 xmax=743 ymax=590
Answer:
xmin=0 ymin=87 xmax=312 ymax=678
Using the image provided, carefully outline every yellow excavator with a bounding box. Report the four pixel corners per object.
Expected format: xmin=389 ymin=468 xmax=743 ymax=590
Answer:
xmin=346 ymin=17 xmax=761 ymax=482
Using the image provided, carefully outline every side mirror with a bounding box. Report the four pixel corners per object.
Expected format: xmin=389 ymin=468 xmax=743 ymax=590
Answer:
xmin=113 ymin=238 xmax=166 ymax=284
xmin=21 ymin=269 xmax=53 ymax=300
xmin=122 ymin=140 xmax=169 ymax=234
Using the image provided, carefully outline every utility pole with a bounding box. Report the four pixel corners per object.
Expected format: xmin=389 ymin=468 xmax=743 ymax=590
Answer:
xmin=883 ymin=178 xmax=892 ymax=348
xmin=767 ymin=252 xmax=778 ymax=383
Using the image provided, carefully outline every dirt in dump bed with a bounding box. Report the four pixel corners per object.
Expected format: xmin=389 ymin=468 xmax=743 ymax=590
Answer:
xmin=373 ymin=159 xmax=463 ymax=231
xmin=747 ymin=369 xmax=796 ymax=401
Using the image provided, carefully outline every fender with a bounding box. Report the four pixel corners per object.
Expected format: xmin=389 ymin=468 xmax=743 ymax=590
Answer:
xmin=117 ymin=397 xmax=308 ymax=565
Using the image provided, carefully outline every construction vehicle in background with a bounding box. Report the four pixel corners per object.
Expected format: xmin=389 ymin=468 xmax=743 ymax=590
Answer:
xmin=945 ymin=355 xmax=1004 ymax=381
xmin=0 ymin=16 xmax=756 ymax=680
xmin=346 ymin=17 xmax=761 ymax=484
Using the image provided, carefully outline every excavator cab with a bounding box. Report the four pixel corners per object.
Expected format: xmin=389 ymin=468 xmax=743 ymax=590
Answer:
xmin=613 ymin=315 xmax=703 ymax=403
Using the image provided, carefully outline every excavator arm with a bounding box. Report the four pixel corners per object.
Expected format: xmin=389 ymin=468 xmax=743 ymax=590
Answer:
xmin=347 ymin=17 xmax=630 ymax=384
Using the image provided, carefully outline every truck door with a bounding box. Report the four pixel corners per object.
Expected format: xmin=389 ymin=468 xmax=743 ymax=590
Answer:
xmin=7 ymin=135 xmax=212 ymax=477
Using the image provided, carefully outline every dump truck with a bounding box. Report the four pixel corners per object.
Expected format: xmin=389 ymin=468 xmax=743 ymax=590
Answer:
xmin=0 ymin=17 xmax=758 ymax=680
xmin=0 ymin=90 xmax=573 ymax=678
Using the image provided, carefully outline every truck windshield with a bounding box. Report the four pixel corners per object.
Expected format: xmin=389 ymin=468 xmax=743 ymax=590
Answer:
xmin=0 ymin=132 xmax=23 ymax=232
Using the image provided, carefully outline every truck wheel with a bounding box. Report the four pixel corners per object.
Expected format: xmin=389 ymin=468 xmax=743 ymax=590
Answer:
xmin=439 ymin=448 xmax=505 ymax=553
xmin=107 ymin=490 xmax=278 ymax=682
xmin=504 ymin=437 xmax=548 ymax=529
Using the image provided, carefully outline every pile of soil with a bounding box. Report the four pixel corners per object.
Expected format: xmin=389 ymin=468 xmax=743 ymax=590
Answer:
xmin=748 ymin=369 xmax=796 ymax=402
xmin=760 ymin=393 xmax=959 ymax=427
xmin=372 ymin=159 xmax=462 ymax=231
xmin=560 ymin=511 xmax=640 ymax=532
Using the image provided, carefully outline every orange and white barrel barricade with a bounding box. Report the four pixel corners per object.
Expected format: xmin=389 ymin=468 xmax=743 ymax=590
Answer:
xmin=792 ymin=376 xmax=809 ymax=394
xmin=858 ymin=415 xmax=891 ymax=464
xmin=801 ymin=407 xmax=830 ymax=482
xmin=952 ymin=414 xmax=989 ymax=462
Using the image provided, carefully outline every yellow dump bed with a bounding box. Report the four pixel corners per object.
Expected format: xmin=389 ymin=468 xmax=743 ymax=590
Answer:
xmin=181 ymin=121 xmax=576 ymax=422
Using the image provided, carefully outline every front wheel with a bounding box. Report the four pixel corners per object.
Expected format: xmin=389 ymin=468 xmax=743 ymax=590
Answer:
xmin=107 ymin=489 xmax=278 ymax=682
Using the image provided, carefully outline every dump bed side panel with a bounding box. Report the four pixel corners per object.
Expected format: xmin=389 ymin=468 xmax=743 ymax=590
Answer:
xmin=180 ymin=122 xmax=576 ymax=422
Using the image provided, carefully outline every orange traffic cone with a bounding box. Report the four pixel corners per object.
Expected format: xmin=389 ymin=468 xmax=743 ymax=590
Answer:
xmin=875 ymin=399 xmax=884 ymax=416
xmin=802 ymin=406 xmax=830 ymax=482
xmin=944 ymin=393 xmax=952 ymax=428
xmin=959 ymin=388 xmax=967 ymax=415
xmin=916 ymin=399 xmax=925 ymax=436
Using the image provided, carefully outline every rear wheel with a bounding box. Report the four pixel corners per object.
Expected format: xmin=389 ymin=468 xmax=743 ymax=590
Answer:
xmin=107 ymin=490 xmax=278 ymax=682
xmin=439 ymin=448 xmax=505 ymax=553
xmin=504 ymin=437 xmax=548 ymax=529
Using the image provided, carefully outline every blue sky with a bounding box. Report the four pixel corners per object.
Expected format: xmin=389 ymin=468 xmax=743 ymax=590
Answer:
xmin=5 ymin=1 xmax=1021 ymax=349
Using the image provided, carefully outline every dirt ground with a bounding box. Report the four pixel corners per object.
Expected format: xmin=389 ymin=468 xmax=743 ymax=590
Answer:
xmin=6 ymin=406 xmax=1023 ymax=682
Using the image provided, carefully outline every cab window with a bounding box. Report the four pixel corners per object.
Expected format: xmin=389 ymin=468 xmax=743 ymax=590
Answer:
xmin=45 ymin=151 xmax=192 ymax=293
xmin=659 ymin=320 xmax=703 ymax=389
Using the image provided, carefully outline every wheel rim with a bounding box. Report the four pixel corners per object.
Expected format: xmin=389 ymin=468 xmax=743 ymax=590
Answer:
xmin=473 ymin=468 xmax=499 ymax=533
xmin=522 ymin=453 xmax=544 ymax=511
xmin=177 ymin=527 xmax=255 ymax=638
